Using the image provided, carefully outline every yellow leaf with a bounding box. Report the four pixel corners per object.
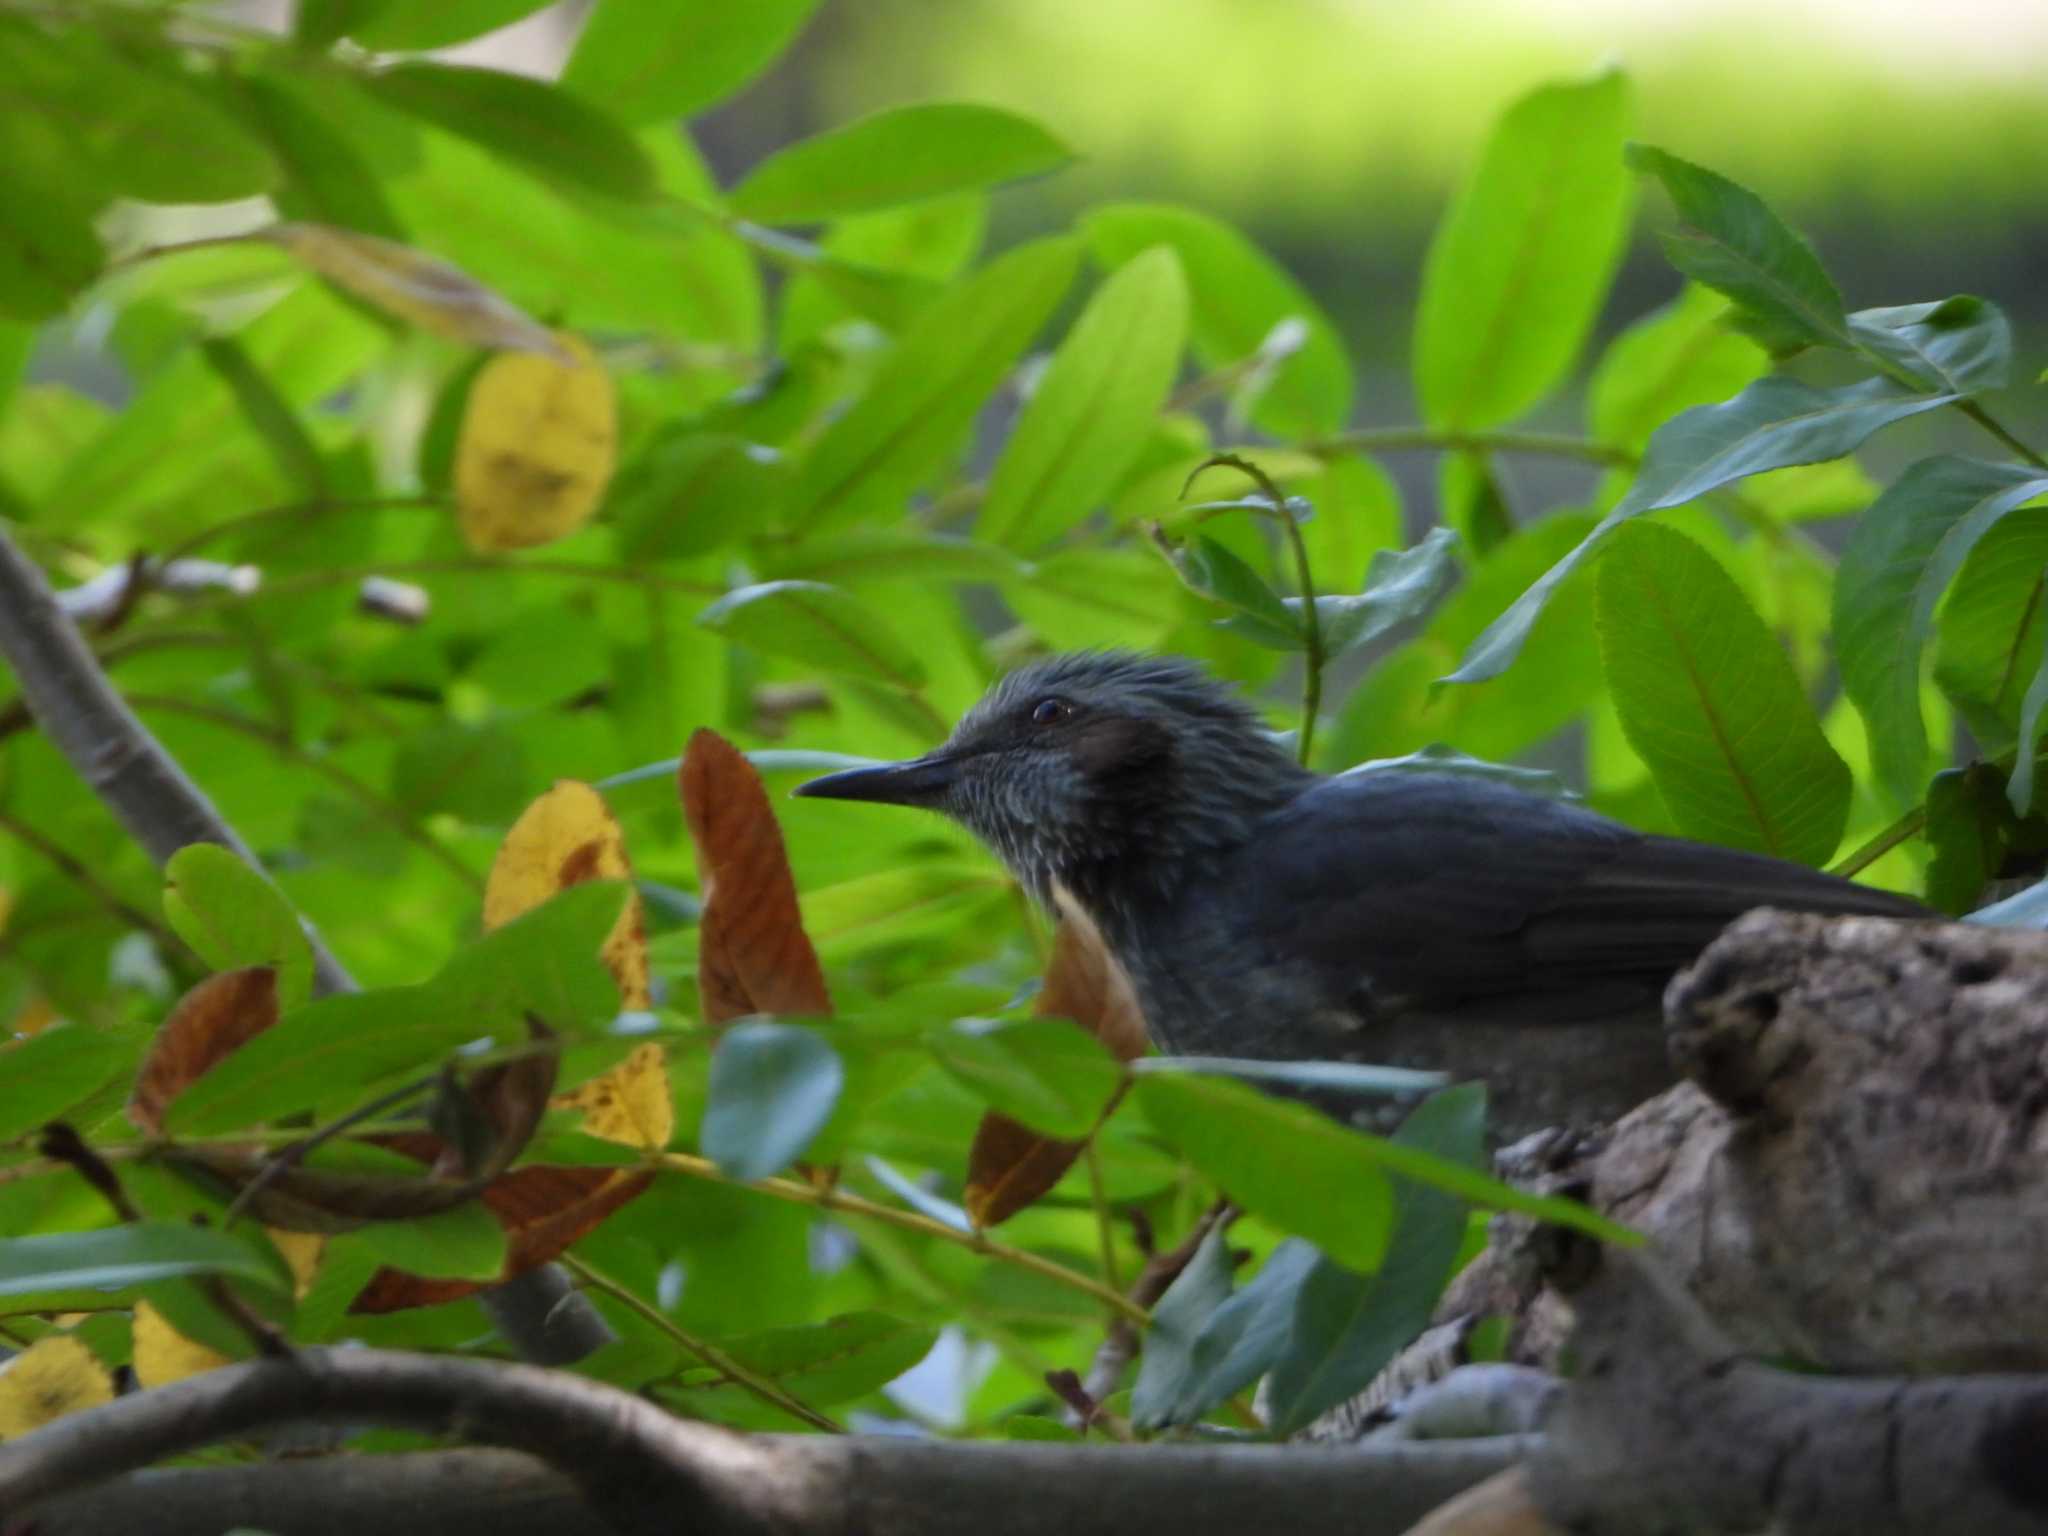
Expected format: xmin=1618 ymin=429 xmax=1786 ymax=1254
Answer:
xmin=488 ymin=781 xmax=667 ymax=1147
xmin=555 ymin=1040 xmax=673 ymax=1150
xmin=263 ymin=223 xmax=567 ymax=359
xmin=454 ymin=334 xmax=616 ymax=553
xmin=267 ymin=1227 xmax=325 ymax=1297
xmin=131 ymin=1301 xmax=233 ymax=1389
xmin=0 ymin=1335 xmax=114 ymax=1437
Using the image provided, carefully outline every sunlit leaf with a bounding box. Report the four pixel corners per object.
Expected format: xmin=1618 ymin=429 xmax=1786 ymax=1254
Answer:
xmin=980 ymin=246 xmax=1190 ymax=550
xmin=730 ymin=104 xmax=1072 ymax=224
xmin=455 ymin=333 xmax=618 ymax=552
xmin=163 ymin=844 xmax=316 ymax=1009
xmin=788 ymin=236 xmax=1080 ymax=530
xmin=563 ymin=0 xmax=823 ymax=123
xmin=0 ymin=1225 xmax=294 ymax=1301
xmin=1415 ymin=70 xmax=1633 ymax=430
xmin=361 ymin=64 xmax=657 ymax=202
xmin=1588 ymin=285 xmax=1767 ymax=453
xmin=1085 ymin=203 xmax=1351 ymax=437
xmin=0 ymin=1024 xmax=135 ymax=1142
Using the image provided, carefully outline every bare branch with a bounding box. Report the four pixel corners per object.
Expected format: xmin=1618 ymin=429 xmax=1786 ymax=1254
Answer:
xmin=0 ymin=1347 xmax=1531 ymax=1536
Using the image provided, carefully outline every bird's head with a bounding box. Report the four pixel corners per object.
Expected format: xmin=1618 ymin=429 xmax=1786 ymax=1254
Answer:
xmin=795 ymin=652 xmax=1307 ymax=906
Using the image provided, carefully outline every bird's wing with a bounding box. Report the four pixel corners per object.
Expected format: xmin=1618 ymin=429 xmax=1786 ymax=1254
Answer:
xmin=1237 ymin=771 xmax=1924 ymax=1024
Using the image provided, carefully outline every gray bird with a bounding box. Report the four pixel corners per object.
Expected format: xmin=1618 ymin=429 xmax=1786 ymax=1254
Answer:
xmin=795 ymin=652 xmax=1927 ymax=1131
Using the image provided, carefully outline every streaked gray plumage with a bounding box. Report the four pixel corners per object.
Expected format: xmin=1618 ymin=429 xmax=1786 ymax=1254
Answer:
xmin=797 ymin=652 xmax=1928 ymax=1129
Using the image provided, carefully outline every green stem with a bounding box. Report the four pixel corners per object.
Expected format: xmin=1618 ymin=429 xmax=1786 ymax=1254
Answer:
xmin=1955 ymin=399 xmax=2048 ymax=471
xmin=564 ymin=1255 xmax=846 ymax=1435
xmin=159 ymin=495 xmax=449 ymax=565
xmin=1313 ymin=427 xmax=1637 ymax=469
xmin=0 ymin=809 xmax=190 ymax=960
xmin=1827 ymin=809 xmax=1927 ymax=880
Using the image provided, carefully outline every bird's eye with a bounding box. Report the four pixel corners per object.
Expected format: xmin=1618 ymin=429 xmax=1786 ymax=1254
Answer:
xmin=1029 ymin=697 xmax=1071 ymax=726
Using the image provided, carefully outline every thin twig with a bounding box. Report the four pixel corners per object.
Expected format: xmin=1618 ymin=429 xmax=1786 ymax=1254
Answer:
xmin=0 ymin=809 xmax=190 ymax=958
xmin=122 ymin=694 xmax=483 ymax=892
xmin=562 ymin=1256 xmax=846 ymax=1435
xmin=252 ymin=559 xmax=725 ymax=602
xmin=1080 ymin=1200 xmax=1234 ymax=1411
xmin=159 ymin=495 xmax=452 ymax=564
xmin=0 ymin=524 xmax=355 ymax=995
xmin=219 ymin=1073 xmax=445 ymax=1231
xmin=1955 ymin=399 xmax=2048 ymax=470
xmin=655 ymin=1152 xmax=1149 ymax=1326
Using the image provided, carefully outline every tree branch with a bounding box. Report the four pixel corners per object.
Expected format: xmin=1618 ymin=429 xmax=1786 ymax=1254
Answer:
xmin=0 ymin=1347 xmax=1531 ymax=1536
xmin=0 ymin=523 xmax=353 ymax=995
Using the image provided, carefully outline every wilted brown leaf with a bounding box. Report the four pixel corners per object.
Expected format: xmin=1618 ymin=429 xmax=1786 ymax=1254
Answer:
xmin=262 ymin=223 xmax=568 ymax=360
xmin=455 ymin=333 xmax=616 ymax=553
xmin=681 ymin=728 xmax=832 ymax=1027
xmin=127 ymin=967 xmax=280 ymax=1135
xmin=964 ymin=917 xmax=1147 ymax=1229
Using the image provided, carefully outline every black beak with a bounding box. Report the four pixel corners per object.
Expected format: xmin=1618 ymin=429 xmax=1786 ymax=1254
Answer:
xmin=793 ymin=752 xmax=961 ymax=807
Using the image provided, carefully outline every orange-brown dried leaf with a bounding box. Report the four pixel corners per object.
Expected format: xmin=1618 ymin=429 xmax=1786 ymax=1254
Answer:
xmin=127 ymin=967 xmax=280 ymax=1134
xmin=963 ymin=919 xmax=1147 ymax=1227
xmin=347 ymin=1165 xmax=654 ymax=1313
xmin=681 ymin=729 xmax=831 ymax=1027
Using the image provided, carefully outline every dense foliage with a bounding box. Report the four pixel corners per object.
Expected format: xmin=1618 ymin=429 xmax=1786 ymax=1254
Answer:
xmin=2 ymin=0 xmax=2045 ymax=1452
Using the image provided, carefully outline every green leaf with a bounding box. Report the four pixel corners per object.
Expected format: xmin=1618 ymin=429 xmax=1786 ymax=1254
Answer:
xmin=1298 ymin=455 xmax=1404 ymax=593
xmin=390 ymin=720 xmax=531 ymax=824
xmin=1447 ymin=375 xmax=1956 ymax=686
xmin=1923 ymin=767 xmax=2009 ymax=916
xmin=699 ymin=581 xmax=928 ymax=689
xmin=1128 ymin=1225 xmax=1236 ymax=1427
xmin=294 ymin=0 xmax=388 ymax=49
xmin=1084 ymin=204 xmax=1351 ymax=438
xmin=1626 ymin=143 xmax=1848 ymax=356
xmin=925 ymin=1017 xmax=1122 ymax=1140
xmin=1437 ymin=452 xmax=1511 ymax=559
xmin=980 ymin=247 xmax=1190 ymax=551
xmin=1849 ymin=296 xmax=2011 ymax=397
xmin=1133 ymin=1057 xmax=1446 ymax=1098
xmin=1588 ymin=285 xmax=1768 ymax=453
xmin=788 ymin=236 xmax=1081 ymax=530
xmin=702 ymin=1022 xmax=845 ymax=1181
xmin=361 ymin=64 xmax=657 ymax=203
xmin=0 ymin=1025 xmax=136 ymax=1142
xmin=760 ymin=530 xmax=1029 ymax=589
xmin=563 ymin=0 xmax=822 ymax=123
xmin=0 ymin=1224 xmax=293 ymax=1300
xmin=1595 ymin=521 xmax=1850 ymax=864
xmin=1133 ymin=1072 xmax=1394 ymax=1270
xmin=779 ymin=194 xmax=987 ymax=347
xmin=352 ymin=1200 xmax=509 ymax=1281
xmin=163 ymin=844 xmax=317 ymax=1010
xmin=348 ymin=1 xmax=554 ymax=50
xmin=1289 ymin=527 xmax=1461 ymax=658
xmin=233 ymin=75 xmax=407 ymax=241
xmin=610 ymin=430 xmax=787 ymax=563
xmin=667 ymin=1311 xmax=937 ymax=1426
xmin=199 ymin=338 xmax=328 ymax=499
xmin=1934 ymin=508 xmax=2048 ymax=751
xmin=1414 ymin=70 xmax=1633 ymax=431
xmin=2009 ymin=632 xmax=2048 ymax=818
xmin=1264 ymin=1084 xmax=1486 ymax=1436
xmin=166 ymin=884 xmax=625 ymax=1133
xmin=730 ymin=103 xmax=1071 ymax=224
xmin=1137 ymin=1239 xmax=1318 ymax=1428
xmin=1835 ymin=456 xmax=2048 ymax=805
xmin=0 ymin=111 xmax=104 ymax=321
xmin=799 ymin=862 xmax=1012 ymax=962
xmin=1174 ymin=535 xmax=1301 ymax=649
